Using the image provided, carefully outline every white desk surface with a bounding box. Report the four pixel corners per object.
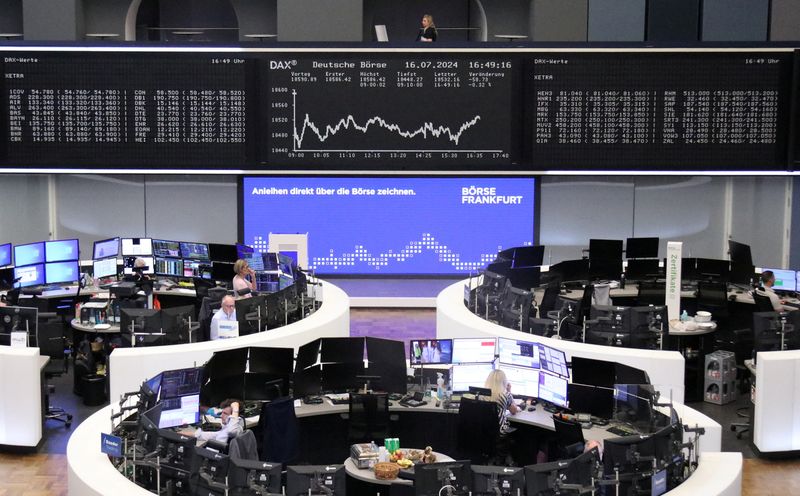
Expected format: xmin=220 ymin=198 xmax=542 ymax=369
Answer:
xmin=344 ymin=450 xmax=453 ymax=486
xmin=71 ymin=319 xmax=121 ymax=334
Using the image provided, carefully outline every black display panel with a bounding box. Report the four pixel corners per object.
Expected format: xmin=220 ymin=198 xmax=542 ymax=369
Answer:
xmin=528 ymin=52 xmax=794 ymax=170
xmin=1 ymin=52 xmax=254 ymax=168
xmin=264 ymin=53 xmax=520 ymax=169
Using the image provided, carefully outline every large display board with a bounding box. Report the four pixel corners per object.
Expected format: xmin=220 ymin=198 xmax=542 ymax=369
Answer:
xmin=241 ymin=176 xmax=536 ymax=275
xmin=264 ymin=53 xmax=519 ymax=169
xmin=527 ymin=52 xmax=794 ymax=170
xmin=0 ymin=52 xmax=254 ymax=167
xmin=0 ymin=48 xmax=797 ymax=171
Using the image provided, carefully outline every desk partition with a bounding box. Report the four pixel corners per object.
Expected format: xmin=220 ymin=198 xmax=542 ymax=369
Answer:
xmin=436 ymin=281 xmax=687 ymax=404
xmin=0 ymin=346 xmax=43 ymax=447
xmin=754 ymin=349 xmax=800 ymax=453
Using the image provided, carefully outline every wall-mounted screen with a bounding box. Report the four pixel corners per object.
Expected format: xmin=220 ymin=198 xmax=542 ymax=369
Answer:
xmin=242 ymin=176 xmax=536 ymax=275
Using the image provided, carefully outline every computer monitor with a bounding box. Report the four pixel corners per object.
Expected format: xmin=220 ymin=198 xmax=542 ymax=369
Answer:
xmin=753 ymin=311 xmax=800 ymax=361
xmin=45 ymin=261 xmax=80 ymax=285
xmin=365 ymin=337 xmax=408 ymax=394
xmin=179 ymin=241 xmax=210 ymax=261
xmin=211 ymin=261 xmax=236 ymax=282
xmin=286 ymin=465 xmax=345 ymax=496
xmin=567 ymin=383 xmax=614 ymax=419
xmin=613 ymin=384 xmax=656 ymax=432
xmin=161 ymin=305 xmax=196 ymax=339
xmin=570 ymin=356 xmax=615 ymax=388
xmin=589 ymin=258 xmax=622 ymax=281
xmin=235 ymin=294 xmax=267 ymax=335
xmin=497 ymin=337 xmax=540 ymax=369
xmin=144 ymin=373 xmax=163 ymax=399
xmin=152 ymin=239 xmax=181 ymax=258
xmin=695 ymin=258 xmax=730 ymax=281
xmin=160 ymin=367 xmax=203 ymax=400
xmin=589 ymin=239 xmax=623 ymax=261
xmin=14 ymin=242 xmax=45 ymax=266
xmin=208 ymin=243 xmax=238 ymax=263
xmin=93 ymin=258 xmax=118 ymax=279
xmin=452 ymin=338 xmax=497 ymax=364
xmin=236 ymin=243 xmax=254 ymax=259
xmin=629 ymin=305 xmax=668 ymax=350
xmin=589 ymin=305 xmax=631 ymax=333
xmin=137 ymin=403 xmax=163 ymax=454
xmin=155 ymin=428 xmax=196 ymax=473
xmin=538 ymin=344 xmax=569 ymax=379
xmin=450 ymin=363 xmax=495 ymax=393
xmin=123 ymin=255 xmax=155 ymax=275
xmin=728 ymin=239 xmax=753 ymax=267
xmin=278 ymin=253 xmax=294 ymax=277
xmin=499 ymin=365 xmax=539 ymax=399
xmin=244 ymin=252 xmax=265 ymax=271
xmin=526 ymin=449 xmax=600 ymax=496
xmin=121 ymin=237 xmax=153 ymax=256
xmin=320 ymin=337 xmax=364 ymax=364
xmin=615 ymin=363 xmax=650 ymax=385
xmin=263 ymin=252 xmax=279 ymax=271
xmin=625 ymin=259 xmax=663 ymax=280
xmin=13 ymin=263 xmax=44 ymax=288
xmin=507 ymin=267 xmax=541 ymax=291
xmin=538 ymin=373 xmax=568 ymax=408
xmin=625 ymin=237 xmax=659 ymax=259
xmin=120 ymin=308 xmax=160 ymax=334
xmin=93 ymin=237 xmax=119 ymax=260
xmin=548 ymin=259 xmax=590 ymax=284
xmin=193 ymin=446 xmax=230 ymax=488
xmin=603 ymin=434 xmax=656 ymax=495
xmin=471 ymin=465 xmax=525 ymax=496
xmin=229 ymin=458 xmax=283 ymax=494
xmin=761 ymin=267 xmax=797 ymax=292
xmin=45 ymin=239 xmax=79 ymax=262
xmin=293 ymin=364 xmax=322 ymax=397
xmin=486 ymin=260 xmax=512 ymax=277
xmin=511 ymin=246 xmax=545 ymax=267
xmin=680 ymin=258 xmax=700 ymax=281
xmin=409 ymin=339 xmax=453 ymax=365
xmin=0 ymin=243 xmax=11 ymax=267
xmin=154 ymin=257 xmax=184 ymax=278
xmin=414 ymin=461 xmax=472 ymax=496
xmin=296 ymin=338 xmax=321 ymax=372
xmin=729 ymin=262 xmax=756 ymax=286
xmin=181 ymin=259 xmax=202 ymax=278
xmin=0 ymin=306 xmax=38 ymax=345
xmin=321 ymin=362 xmax=366 ymax=392
xmin=158 ymin=393 xmax=200 ymax=428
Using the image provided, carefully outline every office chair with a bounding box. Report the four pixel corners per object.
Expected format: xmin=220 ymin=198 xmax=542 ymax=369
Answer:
xmin=193 ymin=277 xmax=216 ymax=312
xmin=257 ymin=397 xmax=299 ymax=464
xmin=537 ymin=283 xmax=560 ymax=318
xmin=499 ymin=286 xmax=533 ymax=332
xmin=38 ymin=317 xmax=73 ymax=427
xmin=752 ymin=291 xmax=775 ymax=312
xmin=697 ymin=280 xmax=730 ymax=329
xmin=476 ymin=273 xmax=509 ymax=322
xmin=456 ymin=398 xmax=501 ymax=464
xmin=348 ymin=393 xmax=390 ymax=444
xmin=199 ymin=296 xmax=223 ymax=342
xmin=637 ymin=280 xmax=666 ymax=306
xmin=552 ymin=415 xmax=585 ymax=459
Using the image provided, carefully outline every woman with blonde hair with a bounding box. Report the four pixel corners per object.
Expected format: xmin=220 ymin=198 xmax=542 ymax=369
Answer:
xmin=416 ymin=14 xmax=437 ymax=42
xmin=232 ymin=258 xmax=256 ymax=296
xmin=484 ymin=369 xmax=520 ymax=434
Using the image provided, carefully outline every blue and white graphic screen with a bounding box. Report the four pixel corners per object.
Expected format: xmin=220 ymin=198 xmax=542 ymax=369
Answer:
xmin=242 ymin=177 xmax=536 ymax=275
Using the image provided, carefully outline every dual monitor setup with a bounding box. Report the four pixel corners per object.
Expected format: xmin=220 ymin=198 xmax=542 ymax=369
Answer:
xmin=1 ymin=239 xmax=81 ymax=289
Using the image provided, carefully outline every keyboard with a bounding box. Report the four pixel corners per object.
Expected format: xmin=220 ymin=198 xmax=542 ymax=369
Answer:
xmin=606 ymin=425 xmax=637 ymax=437
xmin=325 ymin=393 xmax=350 ymax=405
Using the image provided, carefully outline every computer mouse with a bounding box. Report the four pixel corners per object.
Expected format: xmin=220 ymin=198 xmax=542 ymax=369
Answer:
xmin=527 ymin=406 xmax=536 ymax=412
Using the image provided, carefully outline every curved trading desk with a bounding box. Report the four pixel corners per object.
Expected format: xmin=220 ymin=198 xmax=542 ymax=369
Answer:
xmin=108 ymin=280 xmax=349 ymax=403
xmin=69 ymin=395 xmax=731 ymax=496
xmin=437 ymin=281 xmax=688 ymax=404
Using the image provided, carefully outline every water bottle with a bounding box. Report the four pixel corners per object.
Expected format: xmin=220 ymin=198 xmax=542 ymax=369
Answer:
xmin=680 ymin=310 xmax=689 ymax=322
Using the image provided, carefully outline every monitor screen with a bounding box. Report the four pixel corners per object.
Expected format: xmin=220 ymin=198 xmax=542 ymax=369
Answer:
xmin=144 ymin=373 xmax=163 ymax=397
xmin=93 ymin=237 xmax=119 ymax=260
xmin=45 ymin=261 xmax=80 ymax=284
xmin=121 ymin=238 xmax=153 ymax=256
xmin=589 ymin=239 xmax=623 ymax=260
xmin=728 ymin=240 xmax=753 ymax=267
xmin=45 ymin=239 xmax=79 ymax=263
xmin=0 ymin=243 xmax=11 ymax=266
xmin=152 ymin=239 xmax=181 ymax=258
xmin=452 ymin=338 xmax=497 ymax=364
xmin=500 ymin=365 xmax=540 ymax=398
xmin=538 ymin=373 xmax=568 ymax=408
xmin=182 ymin=259 xmax=206 ymax=278
xmin=472 ymin=465 xmax=524 ymax=496
xmin=13 ymin=263 xmax=44 ymax=288
xmin=762 ymin=267 xmax=797 ymax=292
xmin=154 ymin=257 xmax=184 ymax=277
xmin=158 ymin=394 xmax=200 ymax=429
xmin=159 ymin=367 xmax=203 ymax=399
xmin=538 ymin=344 xmax=569 ymax=379
xmin=451 ymin=363 xmax=495 ymax=392
xmin=123 ymin=256 xmax=154 ymax=275
xmin=242 ymin=176 xmax=537 ymax=275
xmin=14 ymin=242 xmax=45 ymax=266
xmin=180 ymin=241 xmax=210 ymax=260
xmin=236 ymin=243 xmax=254 ymax=258
xmin=498 ymin=337 xmax=540 ymax=369
xmin=625 ymin=237 xmax=659 ymax=259
xmin=93 ymin=258 xmax=118 ymax=279
xmin=244 ymin=252 xmax=265 ymax=271
xmin=209 ymin=243 xmax=238 ymax=263
xmin=409 ymin=339 xmax=453 ymax=365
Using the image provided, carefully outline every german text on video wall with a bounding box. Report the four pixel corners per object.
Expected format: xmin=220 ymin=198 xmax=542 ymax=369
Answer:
xmin=1 ymin=48 xmax=798 ymax=171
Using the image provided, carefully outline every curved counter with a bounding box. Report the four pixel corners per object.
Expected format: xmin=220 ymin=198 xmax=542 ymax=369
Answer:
xmin=437 ymin=281 xmax=687 ymax=404
xmin=108 ymin=280 xmax=349 ymax=403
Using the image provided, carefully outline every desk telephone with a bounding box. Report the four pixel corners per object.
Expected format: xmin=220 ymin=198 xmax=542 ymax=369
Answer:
xmin=399 ymin=391 xmax=427 ymax=408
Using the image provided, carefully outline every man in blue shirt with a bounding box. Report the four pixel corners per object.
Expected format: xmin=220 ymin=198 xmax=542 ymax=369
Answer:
xmin=210 ymin=295 xmax=237 ymax=340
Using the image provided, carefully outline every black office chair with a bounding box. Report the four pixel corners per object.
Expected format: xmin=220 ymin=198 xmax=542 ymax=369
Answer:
xmin=257 ymin=397 xmax=299 ymax=464
xmin=537 ymin=283 xmax=560 ymax=318
xmin=697 ymin=281 xmax=730 ymax=329
xmin=637 ymin=280 xmax=666 ymax=306
xmin=752 ymin=291 xmax=775 ymax=312
xmin=193 ymin=277 xmax=216 ymax=312
xmin=38 ymin=317 xmax=74 ymax=427
xmin=476 ymin=271 xmax=508 ymax=321
xmin=456 ymin=398 xmax=500 ymax=464
xmin=499 ymin=286 xmax=533 ymax=332
xmin=552 ymin=415 xmax=585 ymax=459
xmin=348 ymin=393 xmax=390 ymax=444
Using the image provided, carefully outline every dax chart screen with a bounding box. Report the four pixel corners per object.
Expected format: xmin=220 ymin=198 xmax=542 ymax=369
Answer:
xmin=241 ymin=176 xmax=536 ymax=275
xmin=263 ymin=54 xmax=521 ymax=169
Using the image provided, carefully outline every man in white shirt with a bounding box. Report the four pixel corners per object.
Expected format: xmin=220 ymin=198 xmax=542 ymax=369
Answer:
xmin=210 ymin=295 xmax=237 ymax=340
xmin=755 ymin=271 xmax=796 ymax=312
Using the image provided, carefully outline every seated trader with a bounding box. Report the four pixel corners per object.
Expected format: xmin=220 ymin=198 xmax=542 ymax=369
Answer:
xmin=232 ymin=259 xmax=256 ymax=297
xmin=182 ymin=399 xmax=243 ymax=445
xmin=210 ymin=295 xmax=237 ymax=340
xmin=484 ymin=369 xmax=520 ymax=435
xmin=755 ymin=271 xmax=796 ymax=312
